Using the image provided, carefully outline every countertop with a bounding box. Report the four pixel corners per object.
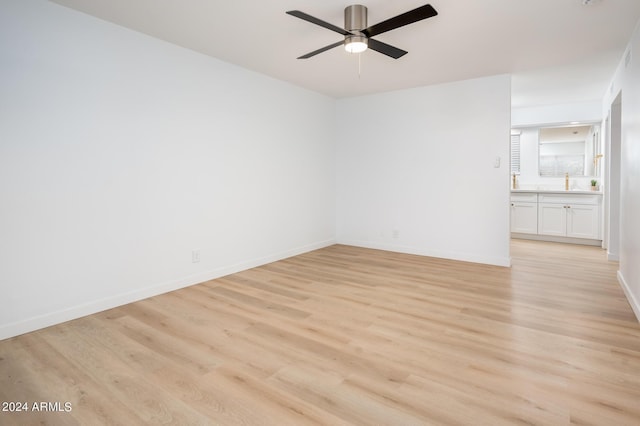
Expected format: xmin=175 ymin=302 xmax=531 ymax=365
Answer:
xmin=511 ymin=189 xmax=603 ymax=195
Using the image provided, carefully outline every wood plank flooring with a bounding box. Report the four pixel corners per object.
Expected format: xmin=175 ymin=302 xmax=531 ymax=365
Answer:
xmin=1 ymin=240 xmax=639 ymax=425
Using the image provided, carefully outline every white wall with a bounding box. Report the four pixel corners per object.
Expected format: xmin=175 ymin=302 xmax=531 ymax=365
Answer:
xmin=336 ymin=75 xmax=512 ymax=266
xmin=602 ymin=21 xmax=640 ymax=321
xmin=511 ymin=101 xmax=602 ymax=127
xmin=0 ymin=0 xmax=336 ymax=339
xmin=604 ymin=96 xmax=622 ymax=260
xmin=518 ymin=128 xmax=540 ymax=183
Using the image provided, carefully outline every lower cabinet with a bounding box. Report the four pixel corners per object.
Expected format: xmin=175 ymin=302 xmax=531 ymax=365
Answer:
xmin=537 ymin=203 xmax=566 ymax=236
xmin=537 ymin=194 xmax=601 ymax=240
xmin=511 ymin=192 xmax=602 ymax=242
xmin=566 ymin=204 xmax=600 ymax=239
xmin=510 ymin=193 xmax=538 ymax=234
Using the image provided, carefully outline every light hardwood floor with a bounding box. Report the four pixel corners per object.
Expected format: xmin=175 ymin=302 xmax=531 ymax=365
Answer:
xmin=1 ymin=240 xmax=639 ymax=425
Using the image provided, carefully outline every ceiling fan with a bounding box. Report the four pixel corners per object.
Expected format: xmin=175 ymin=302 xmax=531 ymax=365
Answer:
xmin=286 ymin=4 xmax=438 ymax=60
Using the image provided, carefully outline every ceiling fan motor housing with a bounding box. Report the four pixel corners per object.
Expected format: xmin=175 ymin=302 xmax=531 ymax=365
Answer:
xmin=345 ymin=4 xmax=367 ymax=31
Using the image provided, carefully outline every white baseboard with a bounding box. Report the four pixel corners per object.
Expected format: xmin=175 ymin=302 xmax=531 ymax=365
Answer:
xmin=618 ymin=270 xmax=640 ymax=323
xmin=337 ymin=239 xmax=511 ymax=267
xmin=511 ymin=233 xmax=602 ymax=247
xmin=608 ymin=252 xmax=620 ymax=261
xmin=0 ymin=239 xmax=336 ymax=341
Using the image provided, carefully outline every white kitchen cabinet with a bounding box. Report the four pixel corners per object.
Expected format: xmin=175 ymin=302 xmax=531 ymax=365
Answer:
xmin=511 ymin=191 xmax=602 ymax=244
xmin=510 ymin=193 xmax=537 ymax=234
xmin=566 ymin=204 xmax=600 ymax=239
xmin=537 ymin=194 xmax=601 ymax=240
xmin=537 ymin=203 xmax=566 ymax=236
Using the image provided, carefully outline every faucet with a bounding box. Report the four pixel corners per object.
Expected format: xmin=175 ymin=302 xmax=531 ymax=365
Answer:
xmin=565 ymin=172 xmax=569 ymax=191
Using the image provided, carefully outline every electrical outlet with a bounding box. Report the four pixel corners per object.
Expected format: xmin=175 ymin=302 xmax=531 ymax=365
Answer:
xmin=192 ymin=249 xmax=200 ymax=263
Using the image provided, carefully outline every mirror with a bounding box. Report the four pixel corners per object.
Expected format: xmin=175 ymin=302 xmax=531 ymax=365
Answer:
xmin=538 ymin=123 xmax=601 ymax=177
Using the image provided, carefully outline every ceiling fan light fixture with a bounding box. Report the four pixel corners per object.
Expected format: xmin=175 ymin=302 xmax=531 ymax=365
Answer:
xmin=344 ymin=4 xmax=368 ymax=53
xmin=345 ymin=34 xmax=368 ymax=53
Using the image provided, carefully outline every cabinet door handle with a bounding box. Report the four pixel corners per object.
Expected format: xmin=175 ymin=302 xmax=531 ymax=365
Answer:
xmin=567 ymin=205 xmax=571 ymax=209
xmin=511 ymin=203 xmax=514 ymax=207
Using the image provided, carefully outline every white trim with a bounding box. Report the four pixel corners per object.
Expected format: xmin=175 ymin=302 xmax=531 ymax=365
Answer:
xmin=618 ymin=270 xmax=640 ymax=323
xmin=511 ymin=233 xmax=602 ymax=247
xmin=0 ymin=239 xmax=336 ymax=341
xmin=608 ymin=253 xmax=620 ymax=261
xmin=338 ymin=240 xmax=512 ymax=267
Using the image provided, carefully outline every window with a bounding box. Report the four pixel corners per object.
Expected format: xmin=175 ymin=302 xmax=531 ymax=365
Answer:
xmin=510 ymin=132 xmax=521 ymax=174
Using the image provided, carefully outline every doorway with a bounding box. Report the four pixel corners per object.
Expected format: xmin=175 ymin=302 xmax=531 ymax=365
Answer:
xmin=605 ymin=92 xmax=622 ymax=261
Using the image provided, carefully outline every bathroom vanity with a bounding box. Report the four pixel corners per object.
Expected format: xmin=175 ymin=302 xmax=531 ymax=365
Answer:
xmin=510 ymin=190 xmax=602 ymax=246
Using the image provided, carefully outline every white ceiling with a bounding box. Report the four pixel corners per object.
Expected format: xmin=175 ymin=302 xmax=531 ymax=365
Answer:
xmin=50 ymin=0 xmax=640 ymax=107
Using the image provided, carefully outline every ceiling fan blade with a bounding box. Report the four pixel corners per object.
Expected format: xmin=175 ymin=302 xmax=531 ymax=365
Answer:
xmin=286 ymin=10 xmax=351 ymax=36
xmin=367 ymin=38 xmax=407 ymax=59
xmin=297 ymin=41 xmax=344 ymax=59
xmin=362 ymin=4 xmax=437 ymax=38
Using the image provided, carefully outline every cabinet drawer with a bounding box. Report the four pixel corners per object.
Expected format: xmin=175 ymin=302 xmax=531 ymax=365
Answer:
xmin=510 ymin=193 xmax=537 ymax=203
xmin=538 ymin=193 xmax=601 ymax=205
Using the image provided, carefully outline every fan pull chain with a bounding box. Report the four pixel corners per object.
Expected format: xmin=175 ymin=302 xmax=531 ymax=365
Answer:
xmin=358 ymin=52 xmax=362 ymax=79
